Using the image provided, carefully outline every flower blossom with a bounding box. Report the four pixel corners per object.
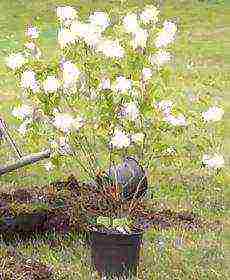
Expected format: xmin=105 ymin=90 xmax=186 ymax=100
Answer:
xmin=163 ymin=20 xmax=177 ymax=36
xmin=140 ymin=5 xmax=160 ymax=24
xmin=26 ymin=26 xmax=39 ymax=39
xmin=71 ymin=21 xmax=102 ymax=48
xmin=131 ymin=28 xmax=148 ymax=49
xmin=164 ymin=114 xmax=187 ymax=126
xmin=57 ymin=6 xmax=77 ymax=23
xmin=202 ymin=154 xmax=224 ymax=169
xmin=113 ymin=76 xmax=132 ymax=93
xmin=155 ymin=30 xmax=175 ymax=48
xmin=89 ymin=11 xmax=110 ymax=32
xmin=58 ymin=28 xmax=76 ymax=49
xmin=6 ymin=53 xmax=26 ymax=70
xmin=155 ymin=21 xmax=177 ymax=48
xmin=150 ymin=50 xmax=171 ymax=67
xmin=43 ymin=76 xmax=60 ymax=93
xmin=110 ymin=129 xmax=130 ymax=149
xmin=142 ymin=67 xmax=152 ymax=81
xmin=18 ymin=119 xmax=31 ymax=135
xmin=12 ymin=104 xmax=33 ymax=120
xmin=96 ymin=39 xmax=125 ymax=58
xmin=53 ymin=113 xmax=84 ymax=133
xmin=131 ymin=132 xmax=145 ymax=144
xmin=53 ymin=113 xmax=75 ymax=133
xmin=156 ymin=100 xmax=173 ymax=115
xmin=72 ymin=116 xmax=85 ymax=130
xmin=123 ymin=13 xmax=139 ymax=34
xmin=202 ymin=106 xmax=224 ymax=122
xmin=21 ymin=70 xmax=39 ymax=92
xmin=122 ymin=102 xmax=139 ymax=121
xmin=99 ymin=77 xmax=111 ymax=90
xmin=62 ymin=61 xmax=80 ymax=88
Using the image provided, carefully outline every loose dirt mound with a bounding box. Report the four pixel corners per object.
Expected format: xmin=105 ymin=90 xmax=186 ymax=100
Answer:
xmin=0 ymin=248 xmax=53 ymax=280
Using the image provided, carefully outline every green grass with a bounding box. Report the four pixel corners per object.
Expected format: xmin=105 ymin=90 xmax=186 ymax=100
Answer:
xmin=0 ymin=0 xmax=229 ymax=279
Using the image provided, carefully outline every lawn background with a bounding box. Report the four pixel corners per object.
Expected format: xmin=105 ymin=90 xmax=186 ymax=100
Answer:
xmin=0 ymin=0 xmax=229 ymax=279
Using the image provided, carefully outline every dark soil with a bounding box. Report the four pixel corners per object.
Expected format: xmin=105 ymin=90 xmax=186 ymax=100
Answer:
xmin=0 ymin=176 xmax=221 ymax=239
xmin=131 ymin=209 xmax=203 ymax=232
xmin=0 ymin=248 xmax=53 ymax=280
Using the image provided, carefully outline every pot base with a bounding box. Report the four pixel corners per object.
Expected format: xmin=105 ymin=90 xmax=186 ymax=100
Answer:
xmin=90 ymin=230 xmax=142 ymax=278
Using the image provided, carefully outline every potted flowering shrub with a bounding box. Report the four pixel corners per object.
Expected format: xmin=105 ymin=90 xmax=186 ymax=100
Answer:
xmin=5 ymin=3 xmax=224 ymax=278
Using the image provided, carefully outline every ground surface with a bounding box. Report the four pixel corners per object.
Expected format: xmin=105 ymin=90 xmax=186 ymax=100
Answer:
xmin=0 ymin=0 xmax=229 ymax=279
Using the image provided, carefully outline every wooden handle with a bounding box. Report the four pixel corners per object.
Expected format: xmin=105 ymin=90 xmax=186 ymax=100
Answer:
xmin=0 ymin=149 xmax=51 ymax=176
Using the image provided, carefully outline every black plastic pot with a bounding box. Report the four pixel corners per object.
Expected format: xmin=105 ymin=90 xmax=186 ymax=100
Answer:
xmin=90 ymin=229 xmax=143 ymax=278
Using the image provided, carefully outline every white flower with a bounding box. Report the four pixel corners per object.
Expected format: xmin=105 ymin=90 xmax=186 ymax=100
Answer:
xmin=26 ymin=26 xmax=39 ymax=39
xmin=202 ymin=106 xmax=224 ymax=122
xmin=155 ymin=30 xmax=175 ymax=48
xmin=6 ymin=53 xmax=26 ymax=70
xmin=71 ymin=22 xmax=93 ymax=38
xmin=164 ymin=114 xmax=187 ymax=126
xmin=18 ymin=119 xmax=31 ymax=135
xmin=72 ymin=116 xmax=84 ymax=130
xmin=163 ymin=20 xmax=177 ymax=36
xmin=131 ymin=28 xmax=148 ymax=49
xmin=110 ymin=129 xmax=130 ymax=149
xmin=123 ymin=13 xmax=139 ymax=34
xmin=202 ymin=154 xmax=224 ymax=169
xmin=43 ymin=76 xmax=60 ymax=93
xmin=142 ymin=67 xmax=152 ymax=81
xmin=12 ymin=105 xmax=33 ymax=120
xmin=71 ymin=22 xmax=102 ymax=48
xmin=57 ymin=6 xmax=77 ymax=22
xmin=113 ymin=76 xmax=132 ymax=93
xmin=84 ymin=29 xmax=102 ymax=48
xmin=53 ymin=113 xmax=75 ymax=133
xmin=89 ymin=11 xmax=110 ymax=32
xmin=99 ymin=77 xmax=111 ymax=90
xmin=96 ymin=39 xmax=124 ymax=58
xmin=53 ymin=113 xmax=84 ymax=133
xmin=155 ymin=21 xmax=177 ymax=48
xmin=21 ymin=70 xmax=39 ymax=92
xmin=44 ymin=161 xmax=55 ymax=172
xmin=140 ymin=5 xmax=160 ymax=24
xmin=131 ymin=133 xmax=144 ymax=144
xmin=62 ymin=61 xmax=80 ymax=88
xmin=157 ymin=100 xmax=173 ymax=115
xmin=70 ymin=21 xmax=87 ymax=37
xmin=122 ymin=102 xmax=139 ymax=121
xmin=150 ymin=50 xmax=171 ymax=67
xmin=58 ymin=28 xmax=76 ymax=49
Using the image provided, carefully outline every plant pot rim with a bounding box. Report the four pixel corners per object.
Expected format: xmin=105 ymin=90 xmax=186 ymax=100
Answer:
xmin=89 ymin=227 xmax=144 ymax=236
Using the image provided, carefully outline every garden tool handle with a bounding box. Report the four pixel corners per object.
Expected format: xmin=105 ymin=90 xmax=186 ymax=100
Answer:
xmin=0 ymin=149 xmax=51 ymax=176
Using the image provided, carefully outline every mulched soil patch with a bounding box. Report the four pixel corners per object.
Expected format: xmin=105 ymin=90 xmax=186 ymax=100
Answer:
xmin=0 ymin=248 xmax=53 ymax=280
xmin=0 ymin=176 xmax=222 ymax=239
